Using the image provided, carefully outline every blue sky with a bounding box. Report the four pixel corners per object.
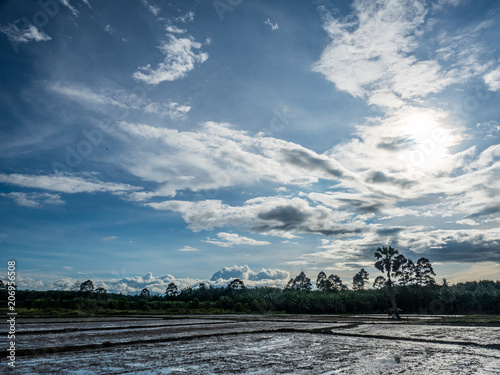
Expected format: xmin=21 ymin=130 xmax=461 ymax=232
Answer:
xmin=1 ymin=0 xmax=499 ymax=293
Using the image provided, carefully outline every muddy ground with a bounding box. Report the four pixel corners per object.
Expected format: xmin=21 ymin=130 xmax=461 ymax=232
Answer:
xmin=2 ymin=314 xmax=499 ymax=374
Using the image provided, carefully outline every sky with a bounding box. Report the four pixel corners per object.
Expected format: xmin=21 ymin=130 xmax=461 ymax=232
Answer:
xmin=0 ymin=0 xmax=499 ymax=294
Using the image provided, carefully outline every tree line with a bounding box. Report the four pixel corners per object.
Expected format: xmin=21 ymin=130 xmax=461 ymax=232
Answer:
xmin=1 ymin=247 xmax=499 ymax=315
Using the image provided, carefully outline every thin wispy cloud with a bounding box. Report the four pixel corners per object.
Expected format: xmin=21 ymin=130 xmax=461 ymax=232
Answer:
xmin=0 ymin=173 xmax=140 ymax=194
xmin=104 ymin=25 xmax=116 ymax=35
xmin=132 ymin=34 xmax=208 ymax=85
xmin=0 ymin=192 xmax=64 ymax=208
xmin=59 ymin=0 xmax=79 ymax=17
xmin=102 ymin=236 xmax=118 ymax=241
xmin=80 ymin=0 xmax=92 ymax=9
xmin=0 ymin=22 xmax=51 ymax=43
xmin=141 ymin=0 xmax=161 ymax=16
xmin=203 ymin=232 xmax=271 ymax=247
xmin=165 ymin=25 xmax=187 ymax=34
xmin=176 ymin=11 xmax=195 ymax=23
xmin=313 ymin=0 xmax=456 ymax=108
xmin=178 ymin=246 xmax=199 ymax=252
xmin=264 ymin=19 xmax=279 ymax=31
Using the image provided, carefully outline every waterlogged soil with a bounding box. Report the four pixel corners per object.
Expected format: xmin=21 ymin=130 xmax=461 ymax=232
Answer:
xmin=3 ymin=314 xmax=500 ymax=374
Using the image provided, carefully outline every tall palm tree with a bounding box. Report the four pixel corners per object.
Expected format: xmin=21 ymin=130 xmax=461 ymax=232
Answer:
xmin=374 ymin=246 xmax=406 ymax=319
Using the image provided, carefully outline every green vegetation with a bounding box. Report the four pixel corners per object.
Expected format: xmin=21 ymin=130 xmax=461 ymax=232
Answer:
xmin=1 ymin=278 xmax=499 ymax=318
xmin=1 ymin=249 xmax=499 ymax=317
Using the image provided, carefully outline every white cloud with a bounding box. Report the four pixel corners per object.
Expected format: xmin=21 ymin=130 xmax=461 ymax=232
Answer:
xmin=59 ymin=0 xmax=79 ymax=17
xmin=10 ymin=265 xmax=290 ymax=294
xmin=176 ymin=12 xmax=195 ymax=23
xmin=209 ymin=265 xmax=289 ymax=283
xmin=45 ymin=81 xmax=191 ymax=120
xmin=81 ymin=0 xmax=92 ymax=8
xmin=149 ymin=5 xmax=161 ymax=16
xmin=118 ymin=121 xmax=351 ymax=197
xmin=46 ymin=81 xmax=129 ymax=108
xmin=0 ymin=173 xmax=140 ymax=194
xmin=456 ymin=219 xmax=479 ymax=226
xmin=264 ymin=19 xmax=279 ymax=31
xmin=178 ymin=246 xmax=199 ymax=252
xmin=148 ymin=196 xmax=367 ymax=238
xmin=313 ymin=0 xmax=455 ymax=107
xmin=133 ymin=34 xmax=208 ymax=85
xmin=165 ymin=25 xmax=186 ymax=34
xmin=203 ymin=232 xmax=271 ymax=247
xmin=104 ymin=25 xmax=116 ymax=35
xmin=141 ymin=0 xmax=160 ymax=16
xmin=101 ymin=236 xmax=118 ymax=241
xmin=0 ymin=23 xmax=51 ymax=43
xmin=143 ymin=101 xmax=191 ymax=119
xmin=484 ymin=66 xmax=500 ymax=91
xmin=305 ymin=226 xmax=500 ymax=265
xmin=0 ymin=192 xmax=64 ymax=208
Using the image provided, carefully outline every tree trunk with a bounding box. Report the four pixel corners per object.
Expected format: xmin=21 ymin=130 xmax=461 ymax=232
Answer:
xmin=386 ymin=273 xmax=400 ymax=320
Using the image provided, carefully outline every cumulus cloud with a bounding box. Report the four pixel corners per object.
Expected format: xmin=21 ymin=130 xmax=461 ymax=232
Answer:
xmin=203 ymin=232 xmax=271 ymax=247
xmin=0 ymin=22 xmax=51 ymax=43
xmin=210 ymin=265 xmax=289 ymax=283
xmin=9 ymin=266 xmax=290 ymax=294
xmin=132 ymin=33 xmax=208 ymax=85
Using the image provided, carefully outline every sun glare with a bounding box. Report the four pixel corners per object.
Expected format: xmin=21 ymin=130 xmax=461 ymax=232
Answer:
xmin=399 ymin=111 xmax=454 ymax=171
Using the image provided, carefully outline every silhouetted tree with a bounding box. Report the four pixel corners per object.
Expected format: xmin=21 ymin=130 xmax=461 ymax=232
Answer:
xmin=227 ymin=279 xmax=246 ymax=290
xmin=327 ymin=274 xmax=346 ymax=291
xmin=79 ymin=280 xmax=94 ymax=293
xmin=399 ymin=259 xmax=415 ymax=285
xmin=70 ymin=281 xmax=81 ymax=292
xmin=373 ymin=276 xmax=386 ymax=289
xmin=316 ymin=271 xmax=327 ymax=290
xmin=315 ymin=273 xmax=345 ymax=291
xmin=0 ymin=280 xmax=5 ymax=290
xmin=352 ymin=269 xmax=369 ymax=290
xmin=95 ymin=287 xmax=107 ymax=294
xmin=165 ymin=282 xmax=179 ymax=297
xmin=415 ymin=257 xmax=436 ymax=286
xmin=286 ymin=271 xmax=312 ymax=291
xmin=374 ymin=246 xmax=406 ymax=319
xmin=140 ymin=288 xmax=150 ymax=298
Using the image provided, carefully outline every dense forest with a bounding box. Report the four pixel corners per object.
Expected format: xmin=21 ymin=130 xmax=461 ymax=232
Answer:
xmin=2 ymin=247 xmax=499 ymax=316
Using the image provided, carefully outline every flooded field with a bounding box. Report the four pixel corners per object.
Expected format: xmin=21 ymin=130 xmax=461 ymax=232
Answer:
xmin=3 ymin=314 xmax=500 ymax=374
